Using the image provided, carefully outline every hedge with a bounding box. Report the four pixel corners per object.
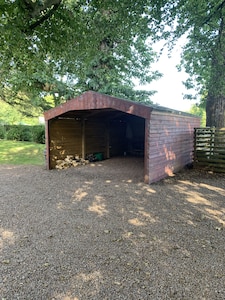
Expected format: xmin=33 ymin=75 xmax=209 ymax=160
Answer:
xmin=0 ymin=125 xmax=45 ymax=144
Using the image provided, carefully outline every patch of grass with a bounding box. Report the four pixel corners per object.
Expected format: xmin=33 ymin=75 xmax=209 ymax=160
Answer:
xmin=0 ymin=140 xmax=46 ymax=165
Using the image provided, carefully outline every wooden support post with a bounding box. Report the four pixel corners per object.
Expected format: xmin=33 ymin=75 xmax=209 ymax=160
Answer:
xmin=144 ymin=118 xmax=150 ymax=184
xmin=81 ymin=118 xmax=86 ymax=159
xmin=106 ymin=121 xmax=110 ymax=158
xmin=45 ymin=120 xmax=50 ymax=169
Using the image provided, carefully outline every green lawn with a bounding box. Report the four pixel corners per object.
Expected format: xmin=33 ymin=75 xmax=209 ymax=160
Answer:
xmin=0 ymin=140 xmax=46 ymax=165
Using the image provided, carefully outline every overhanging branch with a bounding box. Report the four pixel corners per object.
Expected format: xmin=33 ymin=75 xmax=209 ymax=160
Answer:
xmin=24 ymin=1 xmax=62 ymax=33
xmin=201 ymin=0 xmax=225 ymax=26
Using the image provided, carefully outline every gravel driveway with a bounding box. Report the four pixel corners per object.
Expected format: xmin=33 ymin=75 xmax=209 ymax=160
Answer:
xmin=0 ymin=157 xmax=225 ymax=299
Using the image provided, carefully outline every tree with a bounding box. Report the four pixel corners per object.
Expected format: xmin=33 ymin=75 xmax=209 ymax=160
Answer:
xmin=151 ymin=0 xmax=225 ymax=128
xmin=75 ymin=6 xmax=161 ymax=102
xmin=0 ymin=99 xmax=41 ymax=125
xmin=0 ymin=0 xmax=89 ymax=109
xmin=0 ymin=0 xmax=161 ymax=112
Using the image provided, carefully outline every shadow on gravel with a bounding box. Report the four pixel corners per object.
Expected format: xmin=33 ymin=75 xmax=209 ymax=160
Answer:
xmin=0 ymin=161 xmax=224 ymax=299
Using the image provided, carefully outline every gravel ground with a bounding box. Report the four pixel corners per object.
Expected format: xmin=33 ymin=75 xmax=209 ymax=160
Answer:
xmin=0 ymin=157 xmax=225 ymax=300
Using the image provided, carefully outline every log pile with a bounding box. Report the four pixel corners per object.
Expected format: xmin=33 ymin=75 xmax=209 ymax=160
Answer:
xmin=56 ymin=155 xmax=89 ymax=170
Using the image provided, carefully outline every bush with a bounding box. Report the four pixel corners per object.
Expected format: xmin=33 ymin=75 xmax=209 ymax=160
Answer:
xmin=20 ymin=126 xmax=32 ymax=141
xmin=32 ymin=126 xmax=45 ymax=144
xmin=6 ymin=125 xmax=32 ymax=141
xmin=4 ymin=125 xmax=45 ymax=143
xmin=6 ymin=126 xmax=21 ymax=141
xmin=0 ymin=125 xmax=6 ymax=139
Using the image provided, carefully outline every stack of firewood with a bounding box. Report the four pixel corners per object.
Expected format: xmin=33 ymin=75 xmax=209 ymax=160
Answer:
xmin=56 ymin=155 xmax=89 ymax=169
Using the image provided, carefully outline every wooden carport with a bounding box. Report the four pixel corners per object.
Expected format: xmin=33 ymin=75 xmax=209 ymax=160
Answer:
xmin=44 ymin=91 xmax=200 ymax=184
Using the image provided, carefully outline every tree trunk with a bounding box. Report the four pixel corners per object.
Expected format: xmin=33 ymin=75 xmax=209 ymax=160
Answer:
xmin=206 ymin=10 xmax=225 ymax=128
xmin=206 ymin=95 xmax=225 ymax=128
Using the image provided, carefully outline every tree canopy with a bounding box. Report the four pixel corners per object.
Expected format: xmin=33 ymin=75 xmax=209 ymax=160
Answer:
xmin=1 ymin=0 xmax=225 ymax=127
xmin=0 ymin=0 xmax=162 ymax=113
xmin=152 ymin=0 xmax=225 ymax=127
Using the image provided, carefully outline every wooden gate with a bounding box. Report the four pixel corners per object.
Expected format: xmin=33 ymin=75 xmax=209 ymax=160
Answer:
xmin=194 ymin=127 xmax=225 ymax=172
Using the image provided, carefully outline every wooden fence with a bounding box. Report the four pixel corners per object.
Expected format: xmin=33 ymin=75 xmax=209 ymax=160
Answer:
xmin=194 ymin=127 xmax=225 ymax=172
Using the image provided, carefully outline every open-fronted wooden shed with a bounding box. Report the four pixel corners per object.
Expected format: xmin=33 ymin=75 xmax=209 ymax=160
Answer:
xmin=44 ymin=91 xmax=200 ymax=183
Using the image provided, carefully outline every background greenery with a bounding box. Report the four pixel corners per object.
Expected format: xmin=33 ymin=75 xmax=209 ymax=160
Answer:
xmin=2 ymin=0 xmax=222 ymax=129
xmin=0 ymin=99 xmax=42 ymax=125
xmin=0 ymin=125 xmax=45 ymax=144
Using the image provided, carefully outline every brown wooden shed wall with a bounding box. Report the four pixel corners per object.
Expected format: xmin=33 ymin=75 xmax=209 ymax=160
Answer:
xmin=49 ymin=118 xmax=82 ymax=168
xmin=85 ymin=119 xmax=107 ymax=157
xmin=147 ymin=112 xmax=200 ymax=183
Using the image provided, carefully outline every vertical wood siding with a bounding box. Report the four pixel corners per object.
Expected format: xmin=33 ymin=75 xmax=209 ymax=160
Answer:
xmin=85 ymin=119 xmax=107 ymax=157
xmin=148 ymin=112 xmax=200 ymax=183
xmin=49 ymin=118 xmax=82 ymax=168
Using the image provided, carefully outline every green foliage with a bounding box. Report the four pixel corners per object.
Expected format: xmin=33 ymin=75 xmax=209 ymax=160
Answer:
xmin=73 ymin=4 xmax=162 ymax=102
xmin=2 ymin=0 xmax=224 ymax=127
xmin=1 ymin=125 xmax=45 ymax=143
xmin=0 ymin=98 xmax=41 ymax=125
xmin=6 ymin=125 xmax=31 ymax=141
xmin=189 ymin=104 xmax=206 ymax=127
xmin=76 ymin=35 xmax=161 ymax=102
xmin=21 ymin=126 xmax=33 ymax=141
xmin=155 ymin=0 xmax=225 ymax=127
xmin=32 ymin=126 xmax=45 ymax=144
xmin=6 ymin=127 xmax=21 ymax=141
xmin=0 ymin=0 xmax=161 ymax=110
xmin=0 ymin=126 xmax=6 ymax=139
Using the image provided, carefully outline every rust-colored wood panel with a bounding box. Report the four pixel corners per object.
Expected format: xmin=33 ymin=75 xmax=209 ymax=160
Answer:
xmin=147 ymin=112 xmax=200 ymax=183
xmin=44 ymin=91 xmax=152 ymax=121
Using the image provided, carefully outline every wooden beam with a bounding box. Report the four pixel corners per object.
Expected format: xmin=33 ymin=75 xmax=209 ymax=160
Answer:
xmin=81 ymin=118 xmax=86 ymax=159
xmin=144 ymin=118 xmax=150 ymax=184
xmin=105 ymin=121 xmax=110 ymax=158
xmin=45 ymin=120 xmax=50 ymax=169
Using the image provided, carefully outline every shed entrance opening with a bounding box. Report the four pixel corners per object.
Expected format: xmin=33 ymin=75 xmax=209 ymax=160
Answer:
xmin=48 ymin=108 xmax=145 ymax=172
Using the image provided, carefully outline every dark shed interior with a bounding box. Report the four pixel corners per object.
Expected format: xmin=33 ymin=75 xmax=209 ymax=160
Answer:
xmin=48 ymin=108 xmax=145 ymax=168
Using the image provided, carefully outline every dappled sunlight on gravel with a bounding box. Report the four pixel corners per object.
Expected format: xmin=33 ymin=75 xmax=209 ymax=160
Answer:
xmin=0 ymin=159 xmax=225 ymax=299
